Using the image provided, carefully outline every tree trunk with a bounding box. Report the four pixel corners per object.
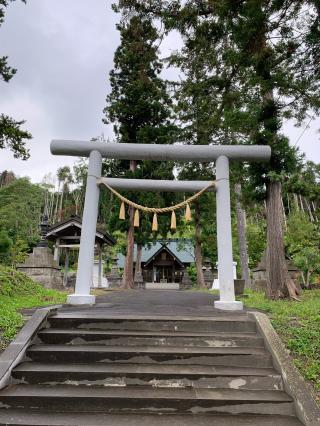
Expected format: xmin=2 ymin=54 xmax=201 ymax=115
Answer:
xmin=121 ymin=160 xmax=136 ymax=289
xmin=134 ymin=244 xmax=143 ymax=282
xmin=266 ymin=181 xmax=300 ymax=299
xmin=48 ymin=191 xmax=54 ymax=222
xmin=251 ymin=10 xmax=300 ymax=300
xmin=299 ymin=194 xmax=304 ymax=211
xmin=234 ymin=183 xmax=251 ymax=288
xmin=53 ymin=185 xmax=60 ymax=223
xmin=63 ymin=248 xmax=69 ymax=287
xmin=58 ymin=190 xmax=64 ymax=222
xmin=306 ymin=270 xmax=311 ymax=289
xmin=281 ymin=197 xmax=287 ymax=230
xmin=194 ymin=200 xmax=206 ymax=288
xmin=287 ymin=193 xmax=291 ymax=215
xmin=75 ymin=199 xmax=79 ymax=216
xmin=305 ymin=197 xmax=314 ymax=222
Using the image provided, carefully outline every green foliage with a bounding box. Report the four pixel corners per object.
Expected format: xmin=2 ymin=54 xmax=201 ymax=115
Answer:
xmin=285 ymin=161 xmax=320 ymax=209
xmin=0 ymin=229 xmax=12 ymax=254
xmin=285 ymin=211 xmax=320 ymax=285
xmin=7 ymin=238 xmax=29 ymax=267
xmin=0 ymin=114 xmax=32 ymax=160
xmin=186 ymin=263 xmax=197 ymax=287
xmin=103 ymin=14 xmax=177 ymax=245
xmin=0 ymin=55 xmax=16 ymax=82
xmin=103 ymin=230 xmax=127 ymax=273
xmin=0 ymin=265 xmax=66 ymax=345
xmin=103 ymin=15 xmax=175 ymax=145
xmin=0 ymin=1 xmax=26 ymax=82
xmin=246 ymin=220 xmax=266 ymax=269
xmin=114 ymin=0 xmax=320 ymax=299
xmin=0 ymin=178 xmax=44 ymax=260
xmin=118 ymin=0 xmax=320 ymax=189
xmin=240 ymin=289 xmax=320 ymax=395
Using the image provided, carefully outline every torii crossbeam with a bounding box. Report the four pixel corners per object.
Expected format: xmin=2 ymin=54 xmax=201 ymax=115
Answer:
xmin=51 ymin=140 xmax=271 ymax=310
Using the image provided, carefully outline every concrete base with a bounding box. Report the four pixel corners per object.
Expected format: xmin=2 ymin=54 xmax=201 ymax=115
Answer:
xmin=214 ymin=300 xmax=243 ymax=311
xmin=145 ymin=283 xmax=179 ymax=290
xmin=67 ymin=294 xmax=96 ymax=305
xmin=17 ymin=247 xmax=63 ymax=290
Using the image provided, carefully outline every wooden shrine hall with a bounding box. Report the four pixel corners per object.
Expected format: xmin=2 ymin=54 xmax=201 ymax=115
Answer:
xmin=46 ymin=216 xmax=115 ymax=286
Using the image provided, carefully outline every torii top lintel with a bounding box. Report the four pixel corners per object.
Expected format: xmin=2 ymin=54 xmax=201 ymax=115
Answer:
xmin=50 ymin=140 xmax=271 ymax=163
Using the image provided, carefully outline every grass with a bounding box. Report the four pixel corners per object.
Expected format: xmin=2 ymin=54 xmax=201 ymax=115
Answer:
xmin=238 ymin=288 xmax=320 ymax=400
xmin=0 ymin=265 xmax=67 ymax=349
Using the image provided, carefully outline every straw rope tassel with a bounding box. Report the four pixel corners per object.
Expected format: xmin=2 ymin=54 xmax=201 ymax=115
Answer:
xmin=171 ymin=210 xmax=176 ymax=230
xmin=185 ymin=203 xmax=192 ymax=222
xmin=119 ymin=201 xmax=125 ymax=220
xmin=152 ymin=213 xmax=158 ymax=231
xmin=134 ymin=209 xmax=140 ymax=227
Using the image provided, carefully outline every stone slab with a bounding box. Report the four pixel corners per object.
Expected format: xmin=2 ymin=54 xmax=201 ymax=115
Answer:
xmin=145 ymin=283 xmax=179 ymax=290
xmin=0 ymin=410 xmax=303 ymax=425
xmin=0 ymin=308 xmax=53 ymax=389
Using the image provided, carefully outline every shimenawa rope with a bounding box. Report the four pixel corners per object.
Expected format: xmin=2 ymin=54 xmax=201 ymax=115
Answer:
xmin=100 ymin=180 xmax=215 ymax=231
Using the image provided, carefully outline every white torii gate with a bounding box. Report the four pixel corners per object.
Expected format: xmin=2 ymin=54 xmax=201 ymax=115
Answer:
xmin=50 ymin=140 xmax=271 ymax=311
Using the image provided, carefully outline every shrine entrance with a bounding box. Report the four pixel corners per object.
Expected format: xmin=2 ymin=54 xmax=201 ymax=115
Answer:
xmin=156 ymin=266 xmax=173 ymax=284
xmin=50 ymin=140 xmax=271 ymax=310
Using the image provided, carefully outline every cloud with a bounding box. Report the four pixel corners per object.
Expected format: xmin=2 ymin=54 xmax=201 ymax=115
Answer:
xmin=0 ymin=0 xmax=119 ymax=181
xmin=0 ymin=0 xmax=319 ymax=183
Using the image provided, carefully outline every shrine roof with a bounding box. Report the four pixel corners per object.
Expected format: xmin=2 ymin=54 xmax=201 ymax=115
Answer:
xmin=46 ymin=215 xmax=116 ymax=246
xmin=117 ymin=239 xmax=194 ymax=268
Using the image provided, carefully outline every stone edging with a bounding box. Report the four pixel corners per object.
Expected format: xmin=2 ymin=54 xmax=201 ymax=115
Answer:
xmin=249 ymin=311 xmax=320 ymax=426
xmin=0 ymin=306 xmax=60 ymax=389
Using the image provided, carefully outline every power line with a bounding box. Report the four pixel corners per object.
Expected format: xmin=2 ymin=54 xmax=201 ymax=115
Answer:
xmin=293 ymin=117 xmax=314 ymax=147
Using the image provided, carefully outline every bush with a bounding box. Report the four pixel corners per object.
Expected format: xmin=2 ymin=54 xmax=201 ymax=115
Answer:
xmin=240 ymin=289 xmax=320 ymax=397
xmin=0 ymin=265 xmax=66 ymax=345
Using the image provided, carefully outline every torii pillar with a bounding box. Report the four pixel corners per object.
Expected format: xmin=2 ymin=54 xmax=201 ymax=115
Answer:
xmin=50 ymin=140 xmax=271 ymax=309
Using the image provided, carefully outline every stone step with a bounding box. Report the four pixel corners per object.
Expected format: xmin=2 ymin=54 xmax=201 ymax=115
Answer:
xmin=0 ymin=409 xmax=303 ymax=426
xmin=48 ymin=315 xmax=257 ymax=333
xmin=0 ymin=385 xmax=295 ymax=416
xmin=38 ymin=328 xmax=264 ymax=347
xmin=26 ymin=344 xmax=273 ymax=367
xmin=13 ymin=362 xmax=282 ymax=390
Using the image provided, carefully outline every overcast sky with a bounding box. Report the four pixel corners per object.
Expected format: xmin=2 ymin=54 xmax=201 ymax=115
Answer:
xmin=0 ymin=0 xmax=319 ymax=184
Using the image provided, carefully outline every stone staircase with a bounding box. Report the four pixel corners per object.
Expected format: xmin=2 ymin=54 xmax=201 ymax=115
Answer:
xmin=0 ymin=311 xmax=303 ymax=425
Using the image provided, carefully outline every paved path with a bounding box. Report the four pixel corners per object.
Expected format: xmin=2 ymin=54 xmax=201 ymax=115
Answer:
xmin=57 ymin=290 xmax=230 ymax=317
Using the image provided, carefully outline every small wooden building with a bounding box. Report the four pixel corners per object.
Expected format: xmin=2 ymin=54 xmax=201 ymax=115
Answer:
xmin=46 ymin=216 xmax=115 ymax=287
xmin=117 ymin=239 xmax=194 ymax=288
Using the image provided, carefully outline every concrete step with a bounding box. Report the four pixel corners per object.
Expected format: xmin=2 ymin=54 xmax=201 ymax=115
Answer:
xmin=26 ymin=344 xmax=273 ymax=367
xmin=0 ymin=385 xmax=295 ymax=415
xmin=0 ymin=409 xmax=303 ymax=425
xmin=48 ymin=315 xmax=257 ymax=333
xmin=38 ymin=328 xmax=264 ymax=347
xmin=13 ymin=362 xmax=282 ymax=390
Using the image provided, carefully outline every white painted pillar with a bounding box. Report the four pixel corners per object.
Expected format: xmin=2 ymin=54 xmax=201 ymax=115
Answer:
xmin=63 ymin=248 xmax=69 ymax=287
xmin=67 ymin=150 xmax=102 ymax=305
xmin=53 ymin=238 xmax=60 ymax=264
xmin=233 ymin=261 xmax=237 ymax=279
xmin=98 ymin=245 xmax=102 ymax=288
xmin=214 ymin=155 xmax=243 ymax=311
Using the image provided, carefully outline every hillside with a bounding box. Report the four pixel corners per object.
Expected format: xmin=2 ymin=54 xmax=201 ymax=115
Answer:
xmin=0 ymin=266 xmax=66 ymax=349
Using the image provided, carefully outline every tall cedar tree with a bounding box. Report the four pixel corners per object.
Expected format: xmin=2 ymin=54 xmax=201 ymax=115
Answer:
xmin=103 ymin=15 xmax=175 ymax=288
xmin=171 ymin=41 xmax=216 ymax=288
xmin=169 ymin=10 xmax=251 ymax=287
xmin=0 ymin=0 xmax=31 ymax=159
xmin=117 ymin=0 xmax=320 ymax=299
